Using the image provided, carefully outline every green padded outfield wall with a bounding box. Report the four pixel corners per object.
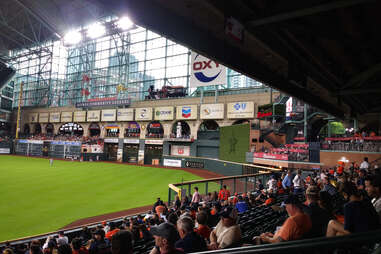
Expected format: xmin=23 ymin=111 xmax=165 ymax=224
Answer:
xmin=219 ymin=123 xmax=250 ymax=163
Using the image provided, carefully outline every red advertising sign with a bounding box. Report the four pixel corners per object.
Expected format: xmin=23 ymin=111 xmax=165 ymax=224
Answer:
xmin=254 ymin=152 xmax=288 ymax=161
xmin=325 ymin=136 xmax=381 ymax=141
xmin=285 ymin=144 xmax=309 ymax=149
xmin=257 ymin=112 xmax=273 ymax=118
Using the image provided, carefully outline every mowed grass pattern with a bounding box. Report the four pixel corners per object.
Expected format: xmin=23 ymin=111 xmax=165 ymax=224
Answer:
xmin=0 ymin=156 xmax=203 ymax=242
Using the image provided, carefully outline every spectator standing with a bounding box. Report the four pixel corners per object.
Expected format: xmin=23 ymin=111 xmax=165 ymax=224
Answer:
xmin=57 ymin=231 xmax=69 ymax=246
xmin=293 ymin=170 xmax=304 ymax=194
xmin=235 ymin=196 xmax=249 ymax=213
xmin=267 ymin=176 xmax=277 ymax=192
xmin=282 ymin=170 xmax=293 ymax=192
xmin=191 ymin=187 xmax=201 ymax=205
xmin=218 ymin=185 xmax=231 ymax=201
xmin=105 ymin=222 xmax=120 ymax=241
xmin=153 ymin=198 xmax=164 ymax=213
xmin=360 ymin=157 xmax=370 ymax=171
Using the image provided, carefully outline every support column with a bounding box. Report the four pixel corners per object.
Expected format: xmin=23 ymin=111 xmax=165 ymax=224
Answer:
xmin=327 ymin=120 xmax=332 ymax=138
xmin=304 ymin=104 xmax=308 ymax=141
xmin=354 ymin=118 xmax=359 ymax=132
xmin=163 ymin=122 xmax=172 ymax=138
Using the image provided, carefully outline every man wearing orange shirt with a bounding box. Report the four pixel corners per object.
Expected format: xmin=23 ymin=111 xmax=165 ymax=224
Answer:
xmin=105 ymin=222 xmax=120 ymax=241
xmin=218 ymin=185 xmax=231 ymax=201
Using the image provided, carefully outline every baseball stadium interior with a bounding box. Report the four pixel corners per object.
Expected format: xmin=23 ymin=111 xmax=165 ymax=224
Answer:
xmin=1 ymin=0 xmax=381 ymax=254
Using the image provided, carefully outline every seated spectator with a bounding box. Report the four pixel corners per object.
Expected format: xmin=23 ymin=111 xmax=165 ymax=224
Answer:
xmin=3 ymin=249 xmax=13 ymax=254
xmin=326 ymin=181 xmax=379 ymax=237
xmin=88 ymin=229 xmax=111 ymax=254
xmin=30 ymin=240 xmax=42 ymax=254
xmin=253 ymin=195 xmax=311 ymax=244
xmin=208 ymin=207 xmax=241 ymax=250
xmin=57 ymin=231 xmax=69 ymax=246
xmin=195 ymin=211 xmax=211 ymax=240
xmin=57 ymin=244 xmax=72 ymax=254
xmin=235 ymin=196 xmax=249 ymax=213
xmin=303 ymin=186 xmax=332 ymax=238
xmin=322 ymin=177 xmax=337 ymax=196
xmin=175 ymin=216 xmax=207 ymax=253
xmin=80 ymin=227 xmax=92 ymax=244
xmin=150 ymin=223 xmax=183 ymax=254
xmin=111 ymin=231 xmax=133 ymax=254
xmin=71 ymin=238 xmax=88 ymax=254
xmin=365 ymin=175 xmax=381 ymax=222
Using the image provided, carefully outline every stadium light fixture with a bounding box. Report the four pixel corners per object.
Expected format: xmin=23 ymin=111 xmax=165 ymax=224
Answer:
xmin=117 ymin=16 xmax=133 ymax=30
xmin=63 ymin=30 xmax=82 ymax=45
xmin=87 ymin=23 xmax=106 ymax=39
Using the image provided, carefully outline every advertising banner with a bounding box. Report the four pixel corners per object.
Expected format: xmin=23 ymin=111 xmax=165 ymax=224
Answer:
xmin=185 ymin=161 xmax=204 ymax=168
xmin=73 ymin=111 xmax=86 ymax=122
xmin=286 ymin=97 xmax=293 ymax=120
xmin=29 ymin=113 xmax=38 ymax=123
xmin=49 ymin=112 xmax=60 ymax=123
xmin=145 ymin=139 xmax=164 ymax=145
xmin=227 ymin=101 xmax=254 ymax=119
xmin=190 ymin=52 xmax=226 ymax=87
xmin=39 ymin=113 xmax=49 ymax=123
xmin=61 ymin=112 xmax=73 ymax=122
xmin=135 ymin=108 xmax=152 ymax=121
xmin=154 ymin=106 xmax=174 ymax=121
xmin=163 ymin=159 xmax=182 ymax=168
xmin=104 ymin=138 xmax=119 ymax=143
xmin=76 ymin=98 xmax=131 ymax=108
xmin=123 ymin=139 xmax=140 ymax=144
xmin=171 ymin=145 xmax=191 ymax=156
xmin=117 ymin=108 xmax=134 ymax=121
xmin=0 ymin=148 xmax=10 ymax=154
xmin=200 ymin=104 xmax=224 ymax=119
xmin=87 ymin=110 xmax=100 ymax=122
xmin=176 ymin=105 xmax=198 ymax=120
xmin=101 ymin=109 xmax=116 ymax=122
xmin=254 ymin=152 xmax=288 ymax=161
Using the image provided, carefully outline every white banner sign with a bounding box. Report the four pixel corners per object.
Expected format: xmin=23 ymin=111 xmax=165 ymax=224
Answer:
xmin=61 ymin=112 xmax=73 ymax=122
xmin=102 ymin=109 xmax=116 ymax=122
xmin=176 ymin=105 xmax=198 ymax=120
xmin=73 ymin=111 xmax=86 ymax=122
xmin=163 ymin=159 xmax=182 ymax=168
xmin=123 ymin=139 xmax=140 ymax=144
xmin=117 ymin=108 xmax=134 ymax=121
xmin=200 ymin=104 xmax=224 ymax=119
xmin=227 ymin=101 xmax=254 ymax=119
xmin=190 ymin=52 xmax=226 ymax=87
xmin=39 ymin=113 xmax=49 ymax=123
xmin=104 ymin=138 xmax=119 ymax=143
xmin=49 ymin=112 xmax=60 ymax=123
xmin=145 ymin=139 xmax=163 ymax=145
xmin=171 ymin=145 xmax=190 ymax=156
xmin=154 ymin=106 xmax=174 ymax=121
xmin=0 ymin=148 xmax=10 ymax=154
xmin=87 ymin=110 xmax=100 ymax=122
xmin=135 ymin=108 xmax=152 ymax=121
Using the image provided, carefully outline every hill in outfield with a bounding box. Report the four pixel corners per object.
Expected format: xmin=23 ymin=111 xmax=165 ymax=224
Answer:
xmin=0 ymin=156 xmax=206 ymax=242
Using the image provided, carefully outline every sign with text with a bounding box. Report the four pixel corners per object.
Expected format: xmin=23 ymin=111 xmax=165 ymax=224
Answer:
xmin=163 ymin=159 xmax=182 ymax=168
xmin=29 ymin=113 xmax=38 ymax=123
xmin=117 ymin=108 xmax=134 ymax=121
xmin=61 ymin=112 xmax=73 ymax=122
xmin=190 ymin=52 xmax=226 ymax=87
xmin=39 ymin=113 xmax=49 ymax=123
xmin=104 ymin=138 xmax=119 ymax=143
xmin=123 ymin=139 xmax=140 ymax=144
xmin=154 ymin=106 xmax=174 ymax=121
xmin=76 ymin=98 xmax=131 ymax=108
xmin=73 ymin=111 xmax=86 ymax=122
xmin=87 ymin=110 xmax=100 ymax=122
xmin=171 ymin=145 xmax=190 ymax=156
xmin=200 ymin=104 xmax=224 ymax=119
xmin=49 ymin=112 xmax=60 ymax=123
xmin=145 ymin=139 xmax=164 ymax=145
xmin=254 ymin=152 xmax=288 ymax=161
xmin=135 ymin=108 xmax=152 ymax=121
xmin=101 ymin=109 xmax=116 ymax=122
xmin=176 ymin=105 xmax=198 ymax=120
xmin=185 ymin=160 xmax=204 ymax=168
xmin=227 ymin=101 xmax=254 ymax=119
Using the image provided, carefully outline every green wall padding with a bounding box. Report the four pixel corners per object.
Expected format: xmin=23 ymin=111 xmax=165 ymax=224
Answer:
xmin=219 ymin=123 xmax=250 ymax=163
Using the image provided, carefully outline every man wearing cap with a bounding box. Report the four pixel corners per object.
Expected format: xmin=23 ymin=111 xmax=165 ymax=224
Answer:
xmin=208 ymin=207 xmax=241 ymax=250
xmin=89 ymin=229 xmax=110 ymax=254
xmin=303 ymin=186 xmax=332 ymax=238
xmin=254 ymin=195 xmax=311 ymax=244
xmin=149 ymin=223 xmax=183 ymax=254
xmin=175 ymin=216 xmax=207 ymax=253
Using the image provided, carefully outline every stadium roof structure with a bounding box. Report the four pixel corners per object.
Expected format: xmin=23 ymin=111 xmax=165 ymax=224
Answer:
xmin=1 ymin=0 xmax=381 ymax=121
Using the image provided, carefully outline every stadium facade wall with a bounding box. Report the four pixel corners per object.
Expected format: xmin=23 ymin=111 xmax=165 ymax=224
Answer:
xmin=320 ymin=150 xmax=381 ymax=168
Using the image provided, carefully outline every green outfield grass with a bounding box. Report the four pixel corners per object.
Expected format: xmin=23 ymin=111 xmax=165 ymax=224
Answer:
xmin=0 ymin=156 xmax=205 ymax=242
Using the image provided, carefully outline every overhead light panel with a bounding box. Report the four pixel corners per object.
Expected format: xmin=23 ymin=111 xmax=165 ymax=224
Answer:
xmin=63 ymin=30 xmax=82 ymax=45
xmin=87 ymin=23 xmax=106 ymax=39
xmin=117 ymin=16 xmax=133 ymax=30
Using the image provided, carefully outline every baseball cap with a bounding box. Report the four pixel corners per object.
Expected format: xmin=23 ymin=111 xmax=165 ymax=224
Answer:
xmin=306 ymin=186 xmax=320 ymax=196
xmin=150 ymin=223 xmax=178 ymax=244
xmin=218 ymin=206 xmax=238 ymax=220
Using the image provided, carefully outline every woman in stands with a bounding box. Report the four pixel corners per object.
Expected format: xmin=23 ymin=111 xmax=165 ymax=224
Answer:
xmin=326 ymin=181 xmax=379 ymax=237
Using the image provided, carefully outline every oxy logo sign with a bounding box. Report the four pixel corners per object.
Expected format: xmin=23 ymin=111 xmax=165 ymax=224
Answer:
xmin=190 ymin=52 xmax=226 ymax=87
xmin=182 ymin=106 xmax=191 ymax=118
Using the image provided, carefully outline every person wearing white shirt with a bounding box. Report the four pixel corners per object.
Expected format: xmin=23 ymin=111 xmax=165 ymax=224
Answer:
xmin=192 ymin=186 xmax=201 ymax=204
xmin=293 ymin=170 xmax=304 ymax=194
xmin=365 ymin=175 xmax=381 ymax=223
xmin=360 ymin=157 xmax=370 ymax=171
xmin=267 ymin=176 xmax=277 ymax=192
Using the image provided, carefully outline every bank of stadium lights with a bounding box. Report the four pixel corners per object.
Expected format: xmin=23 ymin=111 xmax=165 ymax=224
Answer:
xmin=63 ymin=30 xmax=82 ymax=45
xmin=117 ymin=16 xmax=133 ymax=30
xmin=87 ymin=23 xmax=106 ymax=39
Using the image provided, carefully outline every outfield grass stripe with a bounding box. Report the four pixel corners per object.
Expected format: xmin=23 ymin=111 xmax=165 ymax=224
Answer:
xmin=0 ymin=156 xmax=204 ymax=242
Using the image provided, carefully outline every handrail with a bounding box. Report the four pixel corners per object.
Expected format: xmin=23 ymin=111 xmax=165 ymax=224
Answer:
xmin=170 ymin=172 xmax=272 ymax=186
xmin=193 ymin=229 xmax=381 ymax=253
